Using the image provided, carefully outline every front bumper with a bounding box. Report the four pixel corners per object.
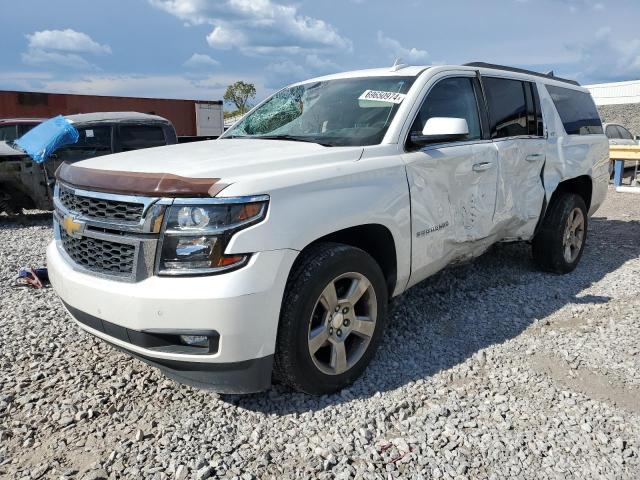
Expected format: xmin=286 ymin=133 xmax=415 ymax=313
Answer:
xmin=47 ymin=240 xmax=298 ymax=393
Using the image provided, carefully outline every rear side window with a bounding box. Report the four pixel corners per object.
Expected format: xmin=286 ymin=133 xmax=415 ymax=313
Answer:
xmin=0 ymin=125 xmax=18 ymax=141
xmin=119 ymin=125 xmax=166 ymax=151
xmin=617 ymin=125 xmax=634 ymax=140
xmin=483 ymin=77 xmax=528 ymax=138
xmin=17 ymin=124 xmax=37 ymax=137
xmin=545 ymin=85 xmax=603 ymax=135
xmin=55 ymin=126 xmax=112 ymax=162
xmin=605 ymin=125 xmax=620 ymax=139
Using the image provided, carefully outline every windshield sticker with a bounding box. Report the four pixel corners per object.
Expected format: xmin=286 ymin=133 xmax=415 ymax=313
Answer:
xmin=358 ymin=90 xmax=406 ymax=104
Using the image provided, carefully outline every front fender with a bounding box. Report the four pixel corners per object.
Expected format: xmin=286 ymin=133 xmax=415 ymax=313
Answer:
xmin=223 ymin=154 xmax=412 ymax=295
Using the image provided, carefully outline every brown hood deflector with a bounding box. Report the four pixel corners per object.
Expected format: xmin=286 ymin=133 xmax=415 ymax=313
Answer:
xmin=56 ymin=162 xmax=228 ymax=197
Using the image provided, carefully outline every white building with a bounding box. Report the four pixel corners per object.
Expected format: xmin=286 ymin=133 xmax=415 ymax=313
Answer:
xmin=585 ymin=79 xmax=640 ymax=106
xmin=585 ymin=80 xmax=640 ymax=136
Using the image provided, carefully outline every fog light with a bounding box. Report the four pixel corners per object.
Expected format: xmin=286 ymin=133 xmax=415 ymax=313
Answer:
xmin=179 ymin=335 xmax=209 ymax=347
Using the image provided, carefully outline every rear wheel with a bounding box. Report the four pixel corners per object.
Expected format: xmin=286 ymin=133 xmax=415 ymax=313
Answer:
xmin=532 ymin=193 xmax=588 ymax=274
xmin=274 ymin=243 xmax=388 ymax=395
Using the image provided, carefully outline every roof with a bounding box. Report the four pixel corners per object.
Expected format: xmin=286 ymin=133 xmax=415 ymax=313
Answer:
xmin=464 ymin=62 xmax=580 ymax=86
xmin=0 ymin=118 xmax=45 ymax=125
xmin=295 ymin=65 xmax=430 ymax=85
xmin=65 ymin=111 xmax=171 ymax=124
xmin=294 ymin=63 xmax=584 ymax=91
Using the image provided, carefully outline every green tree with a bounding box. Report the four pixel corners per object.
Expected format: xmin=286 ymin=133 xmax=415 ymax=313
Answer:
xmin=223 ymin=81 xmax=257 ymax=115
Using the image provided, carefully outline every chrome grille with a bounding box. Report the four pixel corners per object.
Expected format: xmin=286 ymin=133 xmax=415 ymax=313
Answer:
xmin=60 ymin=229 xmax=136 ymax=276
xmin=59 ymin=185 xmax=144 ymax=222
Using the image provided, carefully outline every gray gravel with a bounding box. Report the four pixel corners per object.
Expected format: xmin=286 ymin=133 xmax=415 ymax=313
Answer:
xmin=1 ymin=187 xmax=639 ymax=479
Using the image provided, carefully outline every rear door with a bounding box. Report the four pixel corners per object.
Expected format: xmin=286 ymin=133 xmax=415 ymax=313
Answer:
xmin=403 ymin=73 xmax=499 ymax=284
xmin=482 ymin=76 xmax=547 ymax=240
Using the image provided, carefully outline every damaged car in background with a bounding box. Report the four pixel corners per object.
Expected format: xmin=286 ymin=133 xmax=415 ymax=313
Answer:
xmin=47 ymin=62 xmax=608 ymax=394
xmin=0 ymin=112 xmax=177 ymax=215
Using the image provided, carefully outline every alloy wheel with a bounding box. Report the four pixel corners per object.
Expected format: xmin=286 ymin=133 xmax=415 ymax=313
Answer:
xmin=563 ymin=207 xmax=585 ymax=263
xmin=307 ymin=272 xmax=377 ymax=375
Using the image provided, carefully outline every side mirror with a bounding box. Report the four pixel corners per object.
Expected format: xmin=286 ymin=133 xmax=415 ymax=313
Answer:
xmin=410 ymin=117 xmax=469 ymax=146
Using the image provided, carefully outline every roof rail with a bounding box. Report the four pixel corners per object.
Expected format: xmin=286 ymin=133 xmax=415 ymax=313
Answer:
xmin=463 ymin=62 xmax=580 ymax=86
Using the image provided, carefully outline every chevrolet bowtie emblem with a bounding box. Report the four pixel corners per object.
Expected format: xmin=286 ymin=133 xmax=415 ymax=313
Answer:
xmin=63 ymin=215 xmax=83 ymax=237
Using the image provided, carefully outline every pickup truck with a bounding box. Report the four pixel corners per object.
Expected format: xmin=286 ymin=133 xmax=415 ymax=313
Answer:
xmin=48 ymin=63 xmax=609 ymax=394
xmin=0 ymin=112 xmax=177 ymax=214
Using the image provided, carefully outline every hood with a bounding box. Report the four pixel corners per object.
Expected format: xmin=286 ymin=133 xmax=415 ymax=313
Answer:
xmin=76 ymin=138 xmax=364 ymax=184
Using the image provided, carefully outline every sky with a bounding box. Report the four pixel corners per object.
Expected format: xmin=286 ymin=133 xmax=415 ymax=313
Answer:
xmin=2 ymin=0 xmax=640 ymax=109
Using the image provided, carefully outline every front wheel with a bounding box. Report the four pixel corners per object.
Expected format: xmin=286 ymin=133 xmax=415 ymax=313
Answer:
xmin=532 ymin=193 xmax=588 ymax=274
xmin=274 ymin=243 xmax=388 ymax=395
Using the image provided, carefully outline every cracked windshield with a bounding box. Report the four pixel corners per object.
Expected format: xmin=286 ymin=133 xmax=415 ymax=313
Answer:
xmin=226 ymin=76 xmax=415 ymax=146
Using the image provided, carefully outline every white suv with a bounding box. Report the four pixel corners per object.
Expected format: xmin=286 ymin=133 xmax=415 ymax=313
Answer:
xmin=48 ymin=63 xmax=609 ymax=394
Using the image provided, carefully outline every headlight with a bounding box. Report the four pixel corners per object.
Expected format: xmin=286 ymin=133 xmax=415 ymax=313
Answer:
xmin=157 ymin=197 xmax=268 ymax=275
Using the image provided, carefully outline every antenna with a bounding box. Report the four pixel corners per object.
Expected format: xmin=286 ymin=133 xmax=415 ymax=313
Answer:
xmin=390 ymin=58 xmax=407 ymax=72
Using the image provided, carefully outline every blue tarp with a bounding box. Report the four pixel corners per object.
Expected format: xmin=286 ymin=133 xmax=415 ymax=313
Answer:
xmin=14 ymin=115 xmax=79 ymax=164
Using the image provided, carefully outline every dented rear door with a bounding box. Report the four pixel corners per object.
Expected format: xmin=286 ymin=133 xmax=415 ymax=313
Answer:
xmin=482 ymin=77 xmax=546 ymax=240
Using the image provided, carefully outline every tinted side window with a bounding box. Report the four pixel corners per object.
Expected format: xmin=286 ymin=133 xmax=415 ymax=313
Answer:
xmin=605 ymin=125 xmax=620 ymax=139
xmin=55 ymin=126 xmax=112 ymax=162
xmin=483 ymin=77 xmax=528 ymax=138
xmin=0 ymin=125 xmax=18 ymax=141
xmin=408 ymin=77 xmax=482 ymax=146
xmin=617 ymin=126 xmax=634 ymax=140
xmin=119 ymin=125 xmax=166 ymax=151
xmin=17 ymin=124 xmax=37 ymax=137
xmin=545 ymin=85 xmax=603 ymax=135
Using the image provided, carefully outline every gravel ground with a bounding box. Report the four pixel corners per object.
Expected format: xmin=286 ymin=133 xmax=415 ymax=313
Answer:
xmin=1 ymin=186 xmax=639 ymax=480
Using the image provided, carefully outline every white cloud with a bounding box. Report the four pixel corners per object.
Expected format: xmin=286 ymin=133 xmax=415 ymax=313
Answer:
xmin=206 ymin=24 xmax=246 ymax=49
xmin=304 ymin=54 xmax=338 ymax=71
xmin=22 ymin=29 xmax=111 ymax=70
xmin=376 ymin=31 xmax=429 ymax=63
xmin=26 ymin=29 xmax=111 ymax=54
xmin=21 ymin=49 xmax=98 ymax=70
xmin=184 ymin=53 xmax=220 ymax=68
xmin=569 ymin=27 xmax=640 ymax=82
xmin=149 ymin=0 xmax=352 ymax=55
xmin=3 ymin=72 xmax=270 ymax=103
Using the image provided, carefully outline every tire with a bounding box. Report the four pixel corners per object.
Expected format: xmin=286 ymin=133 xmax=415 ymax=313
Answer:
xmin=0 ymin=194 xmax=18 ymax=216
xmin=532 ymin=193 xmax=588 ymax=274
xmin=274 ymin=242 xmax=388 ymax=395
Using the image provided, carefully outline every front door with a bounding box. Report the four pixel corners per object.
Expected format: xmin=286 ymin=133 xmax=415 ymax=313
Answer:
xmin=403 ymin=75 xmax=498 ymax=287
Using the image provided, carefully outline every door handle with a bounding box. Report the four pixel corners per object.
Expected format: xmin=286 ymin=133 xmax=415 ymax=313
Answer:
xmin=472 ymin=162 xmax=493 ymax=172
xmin=525 ymin=153 xmax=545 ymax=162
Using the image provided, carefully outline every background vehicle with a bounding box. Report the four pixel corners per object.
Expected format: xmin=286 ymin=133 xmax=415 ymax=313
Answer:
xmin=47 ymin=63 xmax=608 ymax=395
xmin=0 ymin=118 xmax=44 ymax=142
xmin=0 ymin=112 xmax=177 ymax=214
xmin=0 ymin=90 xmax=224 ymax=138
xmin=604 ymin=122 xmax=639 ymax=176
